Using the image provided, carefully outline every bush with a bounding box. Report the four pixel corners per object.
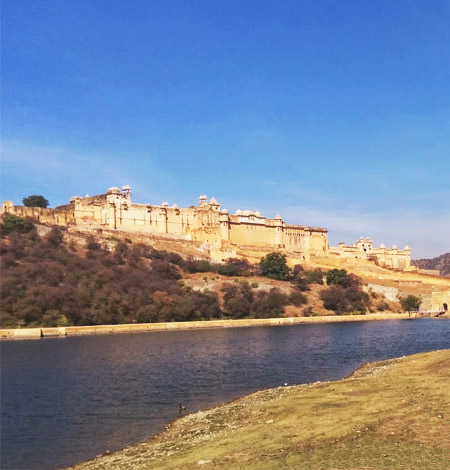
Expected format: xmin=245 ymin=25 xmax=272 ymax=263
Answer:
xmin=304 ymin=269 xmax=324 ymax=285
xmin=320 ymin=279 xmax=370 ymax=315
xmin=376 ymin=300 xmax=390 ymax=311
xmin=259 ymin=252 xmax=291 ymax=280
xmin=251 ymin=288 xmax=289 ymax=318
xmin=1 ymin=214 xmax=34 ymax=235
xmin=217 ymin=262 xmax=239 ymax=276
xmin=289 ymin=290 xmax=308 ymax=306
xmin=45 ymin=228 xmax=64 ymax=247
xmin=184 ymin=259 xmax=213 ymax=273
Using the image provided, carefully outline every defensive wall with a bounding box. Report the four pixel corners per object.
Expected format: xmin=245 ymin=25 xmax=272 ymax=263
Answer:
xmin=2 ymin=186 xmax=409 ymax=270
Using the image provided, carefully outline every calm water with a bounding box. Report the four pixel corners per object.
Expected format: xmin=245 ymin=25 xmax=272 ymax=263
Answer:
xmin=1 ymin=319 xmax=450 ymax=470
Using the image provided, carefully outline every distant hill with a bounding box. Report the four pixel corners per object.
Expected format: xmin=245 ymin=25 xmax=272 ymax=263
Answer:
xmin=412 ymin=253 xmax=450 ymax=277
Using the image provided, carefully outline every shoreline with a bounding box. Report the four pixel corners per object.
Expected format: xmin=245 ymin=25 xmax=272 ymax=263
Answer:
xmin=0 ymin=312 xmax=433 ymax=340
xmin=68 ymin=349 xmax=450 ymax=470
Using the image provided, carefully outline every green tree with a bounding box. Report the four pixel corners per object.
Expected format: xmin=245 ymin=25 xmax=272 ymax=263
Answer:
xmin=259 ymin=252 xmax=291 ymax=280
xmin=22 ymin=195 xmax=49 ymax=208
xmin=399 ymin=295 xmax=422 ymax=315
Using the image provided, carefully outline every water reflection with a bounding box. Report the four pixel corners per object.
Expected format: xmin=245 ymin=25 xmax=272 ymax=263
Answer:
xmin=1 ymin=319 xmax=449 ymax=470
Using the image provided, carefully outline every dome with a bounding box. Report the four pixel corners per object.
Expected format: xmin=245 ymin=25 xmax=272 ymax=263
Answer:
xmin=255 ymin=211 xmax=261 ymax=217
xmin=220 ymin=208 xmax=229 ymax=214
xmin=122 ymin=185 xmax=131 ymax=191
xmin=275 ymin=214 xmax=282 ymax=220
xmin=404 ymin=245 xmax=410 ymax=250
xmin=365 ymin=237 xmax=372 ymax=242
xmin=391 ymin=244 xmax=398 ymax=250
xmin=235 ymin=209 xmax=243 ymax=215
xmin=209 ymin=197 xmax=219 ymax=205
xmin=172 ymin=204 xmax=178 ymax=208
xmin=379 ymin=244 xmax=386 ymax=249
xmin=243 ymin=210 xmax=253 ymax=216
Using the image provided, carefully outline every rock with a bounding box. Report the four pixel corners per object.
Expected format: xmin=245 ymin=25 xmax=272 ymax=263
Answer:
xmin=266 ymin=419 xmax=274 ymax=424
xmin=198 ymin=459 xmax=212 ymax=465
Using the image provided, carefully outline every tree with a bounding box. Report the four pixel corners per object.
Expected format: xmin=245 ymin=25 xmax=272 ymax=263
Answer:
xmin=259 ymin=252 xmax=291 ymax=280
xmin=326 ymin=269 xmax=351 ymax=287
xmin=399 ymin=295 xmax=422 ymax=316
xmin=22 ymin=195 xmax=49 ymax=208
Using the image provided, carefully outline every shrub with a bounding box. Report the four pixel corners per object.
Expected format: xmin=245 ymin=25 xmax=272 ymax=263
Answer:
xmin=304 ymin=269 xmax=324 ymax=285
xmin=320 ymin=281 xmax=370 ymax=315
xmin=1 ymin=214 xmax=34 ymax=235
xmin=217 ymin=262 xmax=239 ymax=276
xmin=45 ymin=228 xmax=64 ymax=247
xmin=86 ymin=239 xmax=101 ymax=250
xmin=376 ymin=300 xmax=390 ymax=311
xmin=184 ymin=259 xmax=213 ymax=273
xmin=251 ymin=288 xmax=289 ymax=318
xmin=289 ymin=290 xmax=308 ymax=306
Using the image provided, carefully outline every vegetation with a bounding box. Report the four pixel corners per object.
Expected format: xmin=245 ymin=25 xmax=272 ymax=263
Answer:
xmin=0 ymin=222 xmax=386 ymax=327
xmin=320 ymin=269 xmax=370 ymax=314
xmin=0 ymin=214 xmax=35 ymax=236
xmin=70 ymin=350 xmax=450 ymax=470
xmin=399 ymin=294 xmax=422 ymax=314
xmin=22 ymin=195 xmax=49 ymax=208
xmin=259 ymin=252 xmax=290 ymax=280
xmin=0 ymin=225 xmax=318 ymax=328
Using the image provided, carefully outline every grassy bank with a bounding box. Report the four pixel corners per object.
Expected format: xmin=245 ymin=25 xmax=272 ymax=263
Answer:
xmin=68 ymin=350 xmax=450 ymax=470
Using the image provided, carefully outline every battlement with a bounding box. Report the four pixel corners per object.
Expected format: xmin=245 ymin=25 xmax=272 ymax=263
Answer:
xmin=1 ymin=187 xmax=410 ymax=270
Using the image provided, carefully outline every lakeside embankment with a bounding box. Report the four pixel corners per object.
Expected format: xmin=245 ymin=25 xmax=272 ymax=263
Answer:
xmin=67 ymin=349 xmax=450 ymax=470
xmin=0 ymin=312 xmax=435 ymax=340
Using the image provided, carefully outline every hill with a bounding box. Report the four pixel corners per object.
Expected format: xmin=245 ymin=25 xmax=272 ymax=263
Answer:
xmin=0 ymin=216 xmax=394 ymax=328
xmin=412 ymin=253 xmax=450 ymax=277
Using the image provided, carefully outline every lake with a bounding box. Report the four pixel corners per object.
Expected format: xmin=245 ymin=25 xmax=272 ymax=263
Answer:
xmin=1 ymin=318 xmax=449 ymax=469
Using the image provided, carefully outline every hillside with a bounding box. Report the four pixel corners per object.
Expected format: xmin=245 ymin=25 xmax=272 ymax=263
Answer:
xmin=412 ymin=253 xmax=450 ymax=277
xmin=0 ymin=216 xmax=397 ymax=328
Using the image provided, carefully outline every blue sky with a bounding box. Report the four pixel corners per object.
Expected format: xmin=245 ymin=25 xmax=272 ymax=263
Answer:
xmin=1 ymin=0 xmax=449 ymax=258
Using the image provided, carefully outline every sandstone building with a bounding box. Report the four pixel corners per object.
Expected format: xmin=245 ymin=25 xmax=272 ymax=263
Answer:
xmin=2 ymin=186 xmax=411 ymax=269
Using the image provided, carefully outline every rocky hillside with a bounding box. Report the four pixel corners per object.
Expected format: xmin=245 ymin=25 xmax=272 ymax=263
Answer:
xmin=412 ymin=252 xmax=450 ymax=277
xmin=0 ymin=215 xmax=392 ymax=328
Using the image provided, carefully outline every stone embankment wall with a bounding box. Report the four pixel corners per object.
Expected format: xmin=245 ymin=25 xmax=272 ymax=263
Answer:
xmin=0 ymin=314 xmax=413 ymax=340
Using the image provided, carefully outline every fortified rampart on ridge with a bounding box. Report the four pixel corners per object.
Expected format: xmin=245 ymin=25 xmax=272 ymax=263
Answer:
xmin=1 ymin=186 xmax=410 ymax=270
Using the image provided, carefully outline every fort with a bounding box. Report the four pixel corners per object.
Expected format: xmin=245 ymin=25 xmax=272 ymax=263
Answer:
xmin=2 ymin=186 xmax=411 ymax=270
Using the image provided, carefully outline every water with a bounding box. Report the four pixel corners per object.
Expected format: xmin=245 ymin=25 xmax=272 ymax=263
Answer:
xmin=1 ymin=319 xmax=449 ymax=470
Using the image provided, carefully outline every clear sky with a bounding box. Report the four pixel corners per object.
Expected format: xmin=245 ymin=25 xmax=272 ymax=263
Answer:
xmin=1 ymin=0 xmax=449 ymax=258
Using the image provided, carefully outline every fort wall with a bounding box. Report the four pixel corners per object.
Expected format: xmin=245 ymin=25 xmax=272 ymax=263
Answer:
xmin=1 ymin=186 xmax=409 ymax=270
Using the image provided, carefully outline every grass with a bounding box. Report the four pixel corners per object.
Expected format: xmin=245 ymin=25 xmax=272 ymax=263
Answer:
xmin=69 ymin=350 xmax=450 ymax=470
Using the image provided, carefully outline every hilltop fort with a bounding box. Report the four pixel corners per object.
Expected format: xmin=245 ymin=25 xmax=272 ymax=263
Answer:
xmin=2 ymin=185 xmax=412 ymax=271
